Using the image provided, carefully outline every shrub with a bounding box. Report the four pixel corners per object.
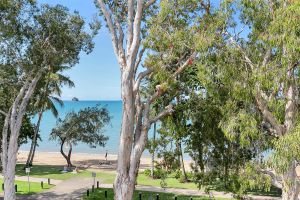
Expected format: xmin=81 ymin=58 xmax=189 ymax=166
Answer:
xmin=144 ymin=169 xmax=151 ymax=177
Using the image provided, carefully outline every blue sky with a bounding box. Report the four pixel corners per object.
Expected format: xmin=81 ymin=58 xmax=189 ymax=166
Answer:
xmin=39 ymin=0 xmax=121 ymax=100
xmin=39 ymin=0 xmax=247 ymax=101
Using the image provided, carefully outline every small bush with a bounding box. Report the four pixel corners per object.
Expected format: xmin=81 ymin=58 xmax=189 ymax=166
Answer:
xmin=143 ymin=169 xmax=151 ymax=177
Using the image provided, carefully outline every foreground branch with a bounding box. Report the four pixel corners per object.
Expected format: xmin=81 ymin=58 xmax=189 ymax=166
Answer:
xmin=259 ymin=168 xmax=282 ymax=189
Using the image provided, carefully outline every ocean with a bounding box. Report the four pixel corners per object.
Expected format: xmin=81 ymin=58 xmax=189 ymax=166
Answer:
xmin=20 ymin=101 xmax=125 ymax=154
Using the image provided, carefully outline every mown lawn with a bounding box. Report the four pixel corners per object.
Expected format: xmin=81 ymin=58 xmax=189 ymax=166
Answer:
xmin=15 ymin=164 xmax=91 ymax=180
xmin=15 ymin=164 xmax=198 ymax=190
xmin=0 ymin=179 xmax=53 ymax=195
xmin=82 ymin=188 xmax=233 ymax=200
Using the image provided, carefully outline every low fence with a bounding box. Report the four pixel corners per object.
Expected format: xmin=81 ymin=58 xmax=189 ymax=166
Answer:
xmin=86 ymin=182 xmax=215 ymax=200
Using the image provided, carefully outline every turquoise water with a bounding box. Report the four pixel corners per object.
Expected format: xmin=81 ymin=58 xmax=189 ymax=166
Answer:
xmin=20 ymin=101 xmax=123 ymax=154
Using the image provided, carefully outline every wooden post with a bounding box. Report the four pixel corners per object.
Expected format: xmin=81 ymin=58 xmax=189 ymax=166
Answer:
xmin=92 ymin=185 xmax=94 ymax=192
xmin=156 ymin=194 xmax=159 ymax=200
xmin=175 ymin=196 xmax=177 ymax=200
xmin=97 ymin=181 xmax=99 ymax=188
xmin=87 ymin=189 xmax=89 ymax=196
xmin=139 ymin=192 xmax=142 ymax=200
xmin=15 ymin=185 xmax=17 ymax=192
xmin=105 ymin=190 xmax=108 ymax=199
xmin=48 ymin=178 xmax=50 ymax=185
xmin=2 ymin=183 xmax=4 ymax=190
xmin=41 ymin=181 xmax=43 ymax=189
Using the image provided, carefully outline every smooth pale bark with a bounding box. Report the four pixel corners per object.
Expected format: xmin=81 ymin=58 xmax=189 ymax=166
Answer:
xmin=281 ymin=161 xmax=300 ymax=200
xmin=2 ymin=72 xmax=41 ymax=200
xmin=179 ymin=141 xmax=187 ymax=181
xmin=151 ymin=122 xmax=156 ymax=178
xmin=25 ymin=111 xmax=43 ymax=167
xmin=232 ymin=34 xmax=299 ymax=199
xmin=97 ymin=1 xmax=194 ymax=199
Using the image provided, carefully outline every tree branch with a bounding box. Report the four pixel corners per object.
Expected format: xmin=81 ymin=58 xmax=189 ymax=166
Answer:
xmin=134 ymin=47 xmax=146 ymax=76
xmin=259 ymin=168 xmax=282 ymax=189
xmin=149 ymin=104 xmax=173 ymax=124
xmin=255 ymin=91 xmax=285 ymax=136
xmin=148 ymin=52 xmax=196 ymax=104
xmin=126 ymin=0 xmax=134 ymax=54
xmin=144 ymin=0 xmax=156 ymax=9
xmin=128 ymin=0 xmax=144 ymax=68
xmin=0 ymin=110 xmax=7 ymax=116
xmin=133 ymin=68 xmax=153 ymax=94
xmin=97 ymin=0 xmax=120 ymax=62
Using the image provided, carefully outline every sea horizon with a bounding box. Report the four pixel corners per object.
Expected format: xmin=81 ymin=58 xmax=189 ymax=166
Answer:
xmin=20 ymin=100 xmax=125 ymax=155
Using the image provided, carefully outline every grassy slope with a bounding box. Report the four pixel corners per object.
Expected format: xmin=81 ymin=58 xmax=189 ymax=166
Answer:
xmin=16 ymin=164 xmax=197 ymax=189
xmin=15 ymin=164 xmax=281 ymax=198
xmin=0 ymin=179 xmax=53 ymax=195
xmin=83 ymin=188 xmax=233 ymax=200
xmin=16 ymin=164 xmax=91 ymax=180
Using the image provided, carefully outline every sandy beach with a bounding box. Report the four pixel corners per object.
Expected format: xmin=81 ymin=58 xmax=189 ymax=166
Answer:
xmin=17 ymin=151 xmax=193 ymax=171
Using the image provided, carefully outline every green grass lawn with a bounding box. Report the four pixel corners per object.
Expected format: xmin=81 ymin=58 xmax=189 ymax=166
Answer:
xmin=82 ymin=188 xmax=233 ymax=200
xmin=16 ymin=164 xmax=198 ymax=190
xmin=0 ymin=179 xmax=53 ymax=195
xmin=16 ymin=164 xmax=91 ymax=180
xmin=14 ymin=164 xmax=281 ymax=198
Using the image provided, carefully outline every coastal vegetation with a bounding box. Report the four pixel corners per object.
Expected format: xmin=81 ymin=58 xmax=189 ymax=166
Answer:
xmin=50 ymin=106 xmax=111 ymax=168
xmin=0 ymin=0 xmax=299 ymax=200
xmin=0 ymin=0 xmax=96 ymax=198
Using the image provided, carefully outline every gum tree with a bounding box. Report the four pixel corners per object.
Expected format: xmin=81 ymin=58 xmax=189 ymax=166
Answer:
xmin=94 ymin=0 xmax=218 ymax=199
xmin=198 ymin=1 xmax=300 ymax=199
xmin=0 ymin=2 xmax=93 ymax=199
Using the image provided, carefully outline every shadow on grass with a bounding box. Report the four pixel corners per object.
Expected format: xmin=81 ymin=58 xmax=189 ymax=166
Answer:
xmin=247 ymin=186 xmax=282 ymax=197
xmin=82 ymin=188 xmax=227 ymax=200
xmin=15 ymin=164 xmax=65 ymax=177
xmin=205 ymin=181 xmax=281 ymax=198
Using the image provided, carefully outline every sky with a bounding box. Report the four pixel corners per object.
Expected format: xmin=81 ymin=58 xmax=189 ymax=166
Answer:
xmin=38 ymin=0 xmax=247 ymax=101
xmin=39 ymin=0 xmax=121 ymax=100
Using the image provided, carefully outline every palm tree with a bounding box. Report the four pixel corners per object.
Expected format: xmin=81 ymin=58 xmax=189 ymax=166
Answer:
xmin=25 ymin=65 xmax=74 ymax=167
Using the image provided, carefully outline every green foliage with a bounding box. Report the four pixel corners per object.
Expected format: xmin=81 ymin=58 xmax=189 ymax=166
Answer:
xmin=50 ymin=105 xmax=111 ymax=148
xmin=269 ymin=121 xmax=300 ymax=174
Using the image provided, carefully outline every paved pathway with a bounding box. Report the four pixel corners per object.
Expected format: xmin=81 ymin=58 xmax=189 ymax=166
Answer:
xmin=0 ymin=176 xmax=281 ymax=200
xmin=18 ymin=176 xmax=101 ymax=200
xmin=0 ymin=175 xmax=62 ymax=185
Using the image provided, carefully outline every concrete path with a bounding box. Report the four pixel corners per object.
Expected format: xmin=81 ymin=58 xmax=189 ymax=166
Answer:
xmin=17 ymin=176 xmax=101 ymax=200
xmin=100 ymin=184 xmax=280 ymax=200
xmin=0 ymin=176 xmax=281 ymax=200
xmin=0 ymin=175 xmax=62 ymax=185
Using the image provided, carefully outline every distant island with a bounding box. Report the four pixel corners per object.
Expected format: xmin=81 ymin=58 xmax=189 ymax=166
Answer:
xmin=72 ymin=97 xmax=79 ymax=101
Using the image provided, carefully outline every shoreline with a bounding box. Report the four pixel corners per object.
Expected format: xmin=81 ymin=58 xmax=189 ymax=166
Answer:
xmin=17 ymin=151 xmax=193 ymax=171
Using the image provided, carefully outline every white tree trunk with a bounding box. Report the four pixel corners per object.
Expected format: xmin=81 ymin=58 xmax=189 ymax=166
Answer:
xmin=281 ymin=163 xmax=300 ymax=200
xmin=4 ymin=130 xmax=18 ymax=200
xmin=2 ymin=72 xmax=41 ymax=200
xmin=114 ymin=71 xmax=136 ymax=200
xmin=151 ymin=122 xmax=156 ymax=178
xmin=26 ymin=111 xmax=43 ymax=167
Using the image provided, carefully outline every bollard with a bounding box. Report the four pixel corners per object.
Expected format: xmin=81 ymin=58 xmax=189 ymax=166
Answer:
xmin=41 ymin=181 xmax=44 ymax=189
xmin=15 ymin=185 xmax=17 ymax=192
xmin=92 ymin=185 xmax=94 ymax=192
xmin=175 ymin=196 xmax=177 ymax=200
xmin=105 ymin=190 xmax=108 ymax=198
xmin=2 ymin=183 xmax=4 ymax=190
xmin=139 ymin=192 xmax=142 ymax=200
xmin=86 ymin=189 xmax=89 ymax=196
xmin=156 ymin=193 xmax=159 ymax=200
xmin=97 ymin=181 xmax=99 ymax=188
xmin=48 ymin=178 xmax=50 ymax=185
